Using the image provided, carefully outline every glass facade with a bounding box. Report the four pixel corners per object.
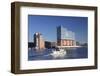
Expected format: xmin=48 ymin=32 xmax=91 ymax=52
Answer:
xmin=57 ymin=26 xmax=76 ymax=46
xmin=57 ymin=26 xmax=75 ymax=40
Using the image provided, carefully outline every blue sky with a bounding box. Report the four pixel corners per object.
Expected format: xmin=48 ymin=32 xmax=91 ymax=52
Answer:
xmin=28 ymin=15 xmax=88 ymax=44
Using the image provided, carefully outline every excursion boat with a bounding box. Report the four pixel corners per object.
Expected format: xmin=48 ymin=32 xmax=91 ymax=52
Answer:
xmin=50 ymin=48 xmax=66 ymax=58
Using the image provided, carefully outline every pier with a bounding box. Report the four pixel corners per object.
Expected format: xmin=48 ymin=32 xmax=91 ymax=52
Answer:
xmin=56 ymin=46 xmax=82 ymax=49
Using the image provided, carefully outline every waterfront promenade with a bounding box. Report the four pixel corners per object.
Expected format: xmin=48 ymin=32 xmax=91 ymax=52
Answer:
xmin=57 ymin=46 xmax=82 ymax=49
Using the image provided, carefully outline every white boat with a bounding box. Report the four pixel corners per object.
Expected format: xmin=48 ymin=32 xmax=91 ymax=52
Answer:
xmin=51 ymin=48 xmax=66 ymax=58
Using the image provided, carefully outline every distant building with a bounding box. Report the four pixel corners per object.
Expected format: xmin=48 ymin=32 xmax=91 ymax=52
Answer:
xmin=28 ymin=42 xmax=35 ymax=49
xmin=57 ymin=26 xmax=76 ymax=46
xmin=45 ymin=41 xmax=51 ymax=49
xmin=45 ymin=41 xmax=57 ymax=49
xmin=51 ymin=42 xmax=57 ymax=48
xmin=34 ymin=32 xmax=45 ymax=49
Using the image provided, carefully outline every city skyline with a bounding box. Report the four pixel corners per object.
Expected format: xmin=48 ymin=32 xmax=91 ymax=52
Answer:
xmin=28 ymin=15 xmax=88 ymax=44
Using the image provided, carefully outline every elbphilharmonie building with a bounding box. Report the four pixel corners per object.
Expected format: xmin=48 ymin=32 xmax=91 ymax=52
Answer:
xmin=57 ymin=26 xmax=76 ymax=46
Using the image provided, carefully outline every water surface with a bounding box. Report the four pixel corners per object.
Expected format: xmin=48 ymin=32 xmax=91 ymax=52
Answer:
xmin=28 ymin=47 xmax=88 ymax=60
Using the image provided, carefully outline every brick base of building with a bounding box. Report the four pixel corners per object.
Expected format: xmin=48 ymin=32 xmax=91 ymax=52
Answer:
xmin=57 ymin=39 xmax=75 ymax=46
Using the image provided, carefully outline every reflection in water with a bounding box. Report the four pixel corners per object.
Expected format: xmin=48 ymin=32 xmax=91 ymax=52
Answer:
xmin=28 ymin=47 xmax=88 ymax=60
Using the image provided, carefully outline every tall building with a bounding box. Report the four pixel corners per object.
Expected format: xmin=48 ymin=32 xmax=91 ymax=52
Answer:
xmin=34 ymin=32 xmax=45 ymax=49
xmin=57 ymin=26 xmax=76 ymax=46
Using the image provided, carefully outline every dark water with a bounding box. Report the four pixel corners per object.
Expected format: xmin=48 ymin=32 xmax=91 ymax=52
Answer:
xmin=28 ymin=47 xmax=88 ymax=60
